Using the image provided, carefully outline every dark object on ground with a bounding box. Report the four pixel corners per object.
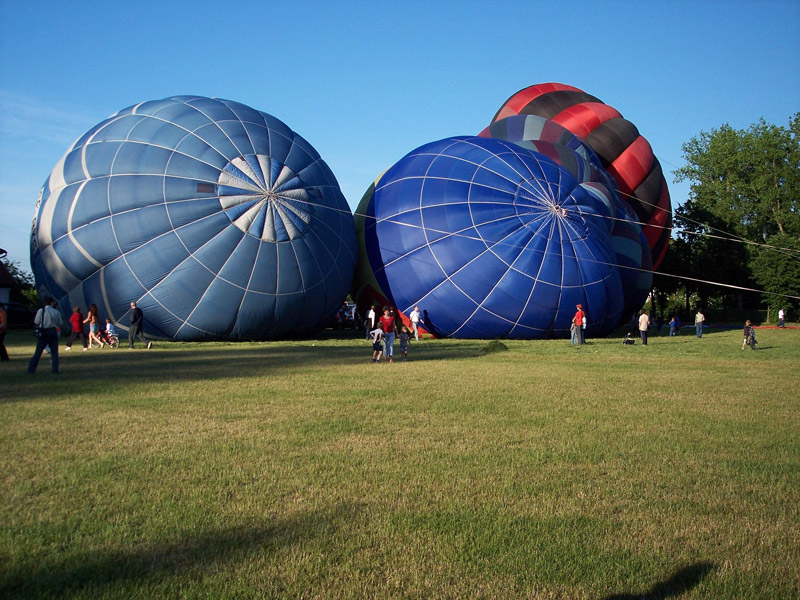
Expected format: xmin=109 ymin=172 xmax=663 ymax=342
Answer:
xmin=481 ymin=340 xmax=509 ymax=354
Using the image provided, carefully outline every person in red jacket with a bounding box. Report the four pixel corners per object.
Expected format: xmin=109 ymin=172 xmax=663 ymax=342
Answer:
xmin=572 ymin=304 xmax=586 ymax=345
xmin=64 ymin=306 xmax=88 ymax=351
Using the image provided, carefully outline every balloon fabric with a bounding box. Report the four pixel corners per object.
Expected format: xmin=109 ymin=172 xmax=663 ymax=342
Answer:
xmin=491 ymin=83 xmax=672 ymax=269
xmin=479 ymin=114 xmax=653 ymax=322
xmin=355 ymin=136 xmax=624 ymax=339
xmin=31 ymin=96 xmax=357 ymax=340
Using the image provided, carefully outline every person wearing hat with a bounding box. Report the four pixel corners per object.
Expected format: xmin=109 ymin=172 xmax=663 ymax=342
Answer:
xmin=572 ymin=304 xmax=586 ymax=345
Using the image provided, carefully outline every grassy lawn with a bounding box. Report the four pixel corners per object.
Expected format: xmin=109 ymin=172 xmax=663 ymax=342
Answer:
xmin=1 ymin=326 xmax=798 ymax=599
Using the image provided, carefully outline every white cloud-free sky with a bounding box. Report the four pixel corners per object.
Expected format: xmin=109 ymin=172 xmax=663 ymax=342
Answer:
xmin=1 ymin=0 xmax=798 ymax=270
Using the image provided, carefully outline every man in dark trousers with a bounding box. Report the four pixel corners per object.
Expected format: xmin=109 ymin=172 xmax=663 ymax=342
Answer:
xmin=129 ymin=301 xmax=151 ymax=349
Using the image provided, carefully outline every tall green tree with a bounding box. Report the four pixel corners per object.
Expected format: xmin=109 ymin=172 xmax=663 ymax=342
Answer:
xmin=675 ymin=114 xmax=799 ymax=240
xmin=673 ymin=114 xmax=800 ymax=314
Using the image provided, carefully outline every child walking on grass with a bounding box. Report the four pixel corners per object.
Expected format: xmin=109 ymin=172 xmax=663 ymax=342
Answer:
xmin=742 ymin=320 xmax=757 ymax=350
xmin=399 ymin=326 xmax=411 ymax=361
xmin=369 ymin=326 xmax=383 ymax=363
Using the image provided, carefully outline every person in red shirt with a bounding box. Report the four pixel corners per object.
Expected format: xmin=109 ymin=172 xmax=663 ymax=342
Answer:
xmin=65 ymin=306 xmax=88 ymax=351
xmin=380 ymin=306 xmax=397 ymax=363
xmin=572 ymin=304 xmax=586 ymax=345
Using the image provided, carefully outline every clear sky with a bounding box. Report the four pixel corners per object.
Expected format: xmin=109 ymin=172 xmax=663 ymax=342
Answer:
xmin=1 ymin=0 xmax=798 ymax=271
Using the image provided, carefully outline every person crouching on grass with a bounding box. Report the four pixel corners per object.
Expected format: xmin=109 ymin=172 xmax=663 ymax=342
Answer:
xmin=369 ymin=325 xmax=383 ymax=363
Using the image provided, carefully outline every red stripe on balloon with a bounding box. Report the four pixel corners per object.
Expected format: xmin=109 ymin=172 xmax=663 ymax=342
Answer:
xmin=608 ymin=137 xmax=653 ymax=195
xmin=495 ymin=83 xmax=582 ymax=121
xmin=551 ymin=103 xmax=622 ymax=138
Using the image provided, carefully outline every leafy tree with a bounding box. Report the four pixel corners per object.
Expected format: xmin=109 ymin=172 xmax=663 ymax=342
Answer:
xmin=673 ymin=114 xmax=799 ymax=312
xmin=750 ymin=233 xmax=800 ymax=320
xmin=675 ymin=114 xmax=799 ymax=240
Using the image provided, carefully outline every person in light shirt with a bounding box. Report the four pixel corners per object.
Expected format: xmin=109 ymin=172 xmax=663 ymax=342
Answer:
xmin=638 ymin=310 xmax=650 ymax=346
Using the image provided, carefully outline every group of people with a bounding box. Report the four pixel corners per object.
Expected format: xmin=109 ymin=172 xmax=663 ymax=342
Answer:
xmin=634 ymin=309 xmax=706 ymax=346
xmin=15 ymin=296 xmax=790 ymax=374
xmin=64 ymin=304 xmax=115 ymax=350
xmin=26 ymin=298 xmax=151 ymax=374
xmin=627 ymin=309 xmax=705 ymax=346
xmin=366 ymin=304 xmax=423 ymax=363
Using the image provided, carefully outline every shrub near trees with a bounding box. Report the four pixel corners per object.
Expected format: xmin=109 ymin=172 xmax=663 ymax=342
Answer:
xmin=657 ymin=114 xmax=800 ymax=321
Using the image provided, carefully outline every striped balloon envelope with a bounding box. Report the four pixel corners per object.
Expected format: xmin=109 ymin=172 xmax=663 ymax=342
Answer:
xmin=491 ymin=83 xmax=672 ymax=269
xmin=31 ymin=96 xmax=357 ymax=340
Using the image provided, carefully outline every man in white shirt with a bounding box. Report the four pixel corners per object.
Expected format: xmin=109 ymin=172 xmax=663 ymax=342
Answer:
xmin=409 ymin=305 xmax=423 ymax=341
xmin=778 ymin=308 xmax=785 ymax=328
xmin=695 ymin=310 xmax=705 ymax=338
xmin=28 ymin=297 xmax=64 ymax=374
xmin=638 ymin=310 xmax=650 ymax=346
xmin=365 ymin=305 xmax=376 ymax=339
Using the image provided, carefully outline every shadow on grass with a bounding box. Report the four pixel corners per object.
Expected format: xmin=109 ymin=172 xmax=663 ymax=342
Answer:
xmin=602 ymin=561 xmax=715 ymax=599
xmin=1 ymin=335 xmax=493 ymax=403
xmin=0 ymin=502 xmax=360 ymax=598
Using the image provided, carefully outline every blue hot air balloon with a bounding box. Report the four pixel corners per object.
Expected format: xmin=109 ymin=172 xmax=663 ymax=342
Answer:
xmin=479 ymin=114 xmax=653 ymax=322
xmin=31 ymin=96 xmax=357 ymax=340
xmin=354 ymin=136 xmax=625 ymax=339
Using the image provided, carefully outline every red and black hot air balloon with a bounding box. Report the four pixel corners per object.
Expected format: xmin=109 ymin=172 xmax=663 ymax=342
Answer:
xmin=490 ymin=83 xmax=671 ymax=268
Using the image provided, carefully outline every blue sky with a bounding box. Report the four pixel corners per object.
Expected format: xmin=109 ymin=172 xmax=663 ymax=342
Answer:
xmin=1 ymin=0 xmax=798 ymax=271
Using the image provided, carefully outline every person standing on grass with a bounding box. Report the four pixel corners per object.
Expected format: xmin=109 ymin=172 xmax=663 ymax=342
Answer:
xmin=581 ymin=310 xmax=587 ymax=343
xmin=695 ymin=309 xmax=705 ymax=338
xmin=409 ymin=305 xmax=423 ymax=341
xmin=0 ymin=303 xmax=8 ymax=361
xmin=638 ymin=310 xmax=650 ymax=346
xmin=28 ymin=296 xmax=63 ymax=374
xmin=64 ymin=306 xmax=88 ymax=351
xmin=572 ymin=304 xmax=585 ymax=345
xmin=669 ymin=315 xmax=678 ymax=337
xmin=380 ymin=306 xmax=396 ymax=363
xmin=128 ymin=301 xmax=151 ymax=349
xmin=365 ymin=304 xmax=377 ymax=340
xmin=778 ymin=308 xmax=785 ymax=328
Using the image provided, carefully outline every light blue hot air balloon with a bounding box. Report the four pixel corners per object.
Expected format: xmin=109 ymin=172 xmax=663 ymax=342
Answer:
xmin=31 ymin=96 xmax=357 ymax=340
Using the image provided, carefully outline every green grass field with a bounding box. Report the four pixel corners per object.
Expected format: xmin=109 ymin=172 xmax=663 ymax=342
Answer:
xmin=1 ymin=326 xmax=798 ymax=599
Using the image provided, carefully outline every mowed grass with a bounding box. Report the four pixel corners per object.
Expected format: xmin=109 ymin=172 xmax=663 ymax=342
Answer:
xmin=1 ymin=327 xmax=798 ymax=599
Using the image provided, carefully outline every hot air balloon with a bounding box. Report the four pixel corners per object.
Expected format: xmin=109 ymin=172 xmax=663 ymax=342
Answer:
xmin=353 ymin=136 xmax=624 ymax=339
xmin=491 ymin=83 xmax=672 ymax=269
xmin=31 ymin=96 xmax=357 ymax=341
xmin=479 ymin=114 xmax=653 ymax=321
